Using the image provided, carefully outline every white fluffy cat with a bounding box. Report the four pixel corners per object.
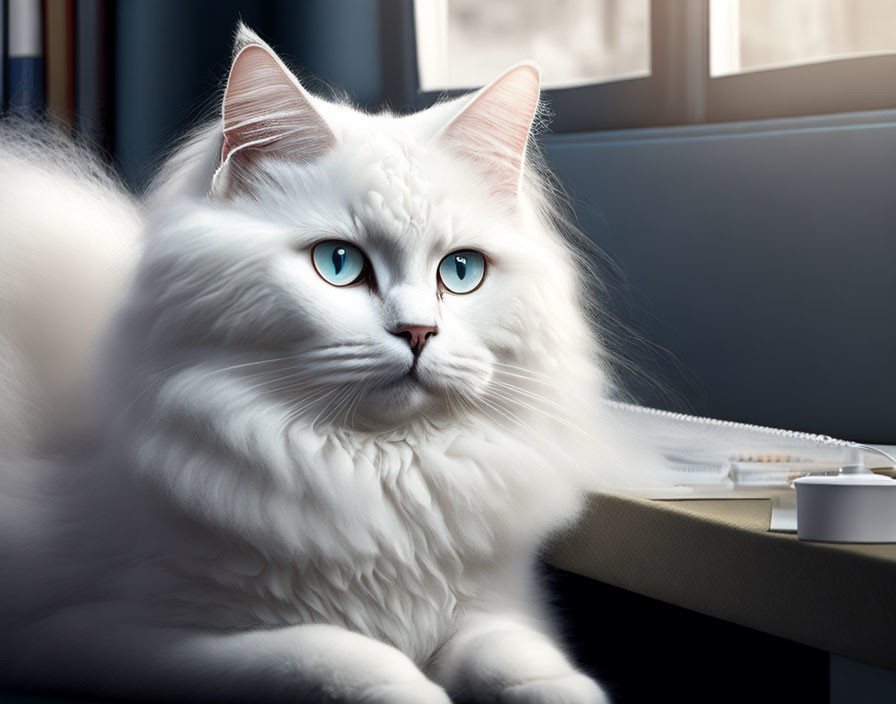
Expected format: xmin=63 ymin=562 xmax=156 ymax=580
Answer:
xmin=0 ymin=26 xmax=654 ymax=704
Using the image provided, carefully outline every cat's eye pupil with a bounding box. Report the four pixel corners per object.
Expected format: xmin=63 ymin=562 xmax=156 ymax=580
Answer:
xmin=312 ymin=240 xmax=366 ymax=287
xmin=333 ymin=248 xmax=346 ymax=275
xmin=438 ymin=250 xmax=485 ymax=294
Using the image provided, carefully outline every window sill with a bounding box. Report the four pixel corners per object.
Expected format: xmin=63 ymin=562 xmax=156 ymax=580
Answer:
xmin=547 ymin=490 xmax=896 ymax=670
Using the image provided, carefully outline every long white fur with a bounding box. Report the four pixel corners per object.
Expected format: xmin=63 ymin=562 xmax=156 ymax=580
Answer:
xmin=0 ymin=25 xmax=656 ymax=704
xmin=0 ymin=122 xmax=140 ymax=459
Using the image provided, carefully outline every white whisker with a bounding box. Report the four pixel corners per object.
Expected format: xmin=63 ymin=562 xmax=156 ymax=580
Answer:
xmin=485 ymin=386 xmax=596 ymax=445
xmin=281 ymin=387 xmax=338 ymax=429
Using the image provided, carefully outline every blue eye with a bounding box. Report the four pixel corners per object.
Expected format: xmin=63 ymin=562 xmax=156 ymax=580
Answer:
xmin=312 ymin=240 xmax=367 ymax=287
xmin=438 ymin=250 xmax=486 ymax=294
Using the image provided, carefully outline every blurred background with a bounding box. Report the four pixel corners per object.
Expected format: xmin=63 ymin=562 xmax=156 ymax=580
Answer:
xmin=2 ymin=0 xmax=895 ymax=442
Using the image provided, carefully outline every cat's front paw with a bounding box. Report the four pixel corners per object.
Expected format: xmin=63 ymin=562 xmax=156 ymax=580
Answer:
xmin=362 ymin=677 xmax=452 ymax=704
xmin=498 ymin=672 xmax=609 ymax=704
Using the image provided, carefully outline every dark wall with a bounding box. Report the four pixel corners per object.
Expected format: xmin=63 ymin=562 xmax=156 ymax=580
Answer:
xmin=543 ymin=112 xmax=896 ymax=442
xmin=113 ymin=0 xmax=386 ymax=190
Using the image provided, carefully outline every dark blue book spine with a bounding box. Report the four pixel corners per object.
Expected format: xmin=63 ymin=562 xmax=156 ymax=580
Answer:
xmin=8 ymin=56 xmax=43 ymax=113
xmin=1 ymin=2 xmax=7 ymax=112
xmin=7 ymin=0 xmax=43 ymax=116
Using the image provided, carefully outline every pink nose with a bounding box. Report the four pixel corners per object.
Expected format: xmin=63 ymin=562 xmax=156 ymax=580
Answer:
xmin=392 ymin=324 xmax=438 ymax=356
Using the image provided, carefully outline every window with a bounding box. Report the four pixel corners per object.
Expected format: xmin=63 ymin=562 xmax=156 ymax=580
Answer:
xmin=415 ymin=0 xmax=650 ymax=90
xmin=401 ymin=0 xmax=896 ymax=131
xmin=710 ymin=0 xmax=896 ymax=77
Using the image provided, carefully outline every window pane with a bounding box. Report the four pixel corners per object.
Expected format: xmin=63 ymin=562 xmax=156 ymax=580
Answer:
xmin=711 ymin=0 xmax=896 ymax=77
xmin=415 ymin=0 xmax=650 ymax=91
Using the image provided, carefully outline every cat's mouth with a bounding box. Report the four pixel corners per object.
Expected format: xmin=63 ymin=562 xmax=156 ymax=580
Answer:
xmin=392 ymin=365 xmax=422 ymax=390
xmin=389 ymin=360 xmax=430 ymax=392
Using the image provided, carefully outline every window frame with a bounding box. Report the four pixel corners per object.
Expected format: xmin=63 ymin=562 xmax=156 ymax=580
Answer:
xmin=384 ymin=0 xmax=896 ymax=132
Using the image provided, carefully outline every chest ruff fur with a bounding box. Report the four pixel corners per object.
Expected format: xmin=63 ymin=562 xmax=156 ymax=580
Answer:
xmin=134 ymin=422 xmax=583 ymax=665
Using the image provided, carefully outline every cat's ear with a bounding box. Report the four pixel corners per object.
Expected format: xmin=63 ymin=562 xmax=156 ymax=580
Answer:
xmin=212 ymin=28 xmax=336 ymax=197
xmin=436 ymin=62 xmax=541 ymax=201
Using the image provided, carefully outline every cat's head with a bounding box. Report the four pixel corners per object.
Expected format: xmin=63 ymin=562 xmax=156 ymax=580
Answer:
xmin=128 ymin=25 xmax=601 ymax=431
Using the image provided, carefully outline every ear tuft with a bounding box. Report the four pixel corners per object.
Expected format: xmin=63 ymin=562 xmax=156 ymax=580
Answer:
xmin=213 ymin=31 xmax=335 ymax=197
xmin=437 ymin=62 xmax=542 ymax=200
xmin=233 ymin=21 xmax=265 ymax=54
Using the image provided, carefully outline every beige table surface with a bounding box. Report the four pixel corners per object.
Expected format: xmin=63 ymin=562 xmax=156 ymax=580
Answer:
xmin=547 ymin=491 xmax=896 ymax=670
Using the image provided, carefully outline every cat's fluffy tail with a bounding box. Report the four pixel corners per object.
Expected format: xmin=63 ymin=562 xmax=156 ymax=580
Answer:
xmin=0 ymin=120 xmax=141 ymax=458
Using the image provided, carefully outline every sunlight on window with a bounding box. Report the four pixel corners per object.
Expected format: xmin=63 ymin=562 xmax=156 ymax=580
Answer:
xmin=415 ymin=0 xmax=650 ymax=91
xmin=711 ymin=0 xmax=896 ymax=77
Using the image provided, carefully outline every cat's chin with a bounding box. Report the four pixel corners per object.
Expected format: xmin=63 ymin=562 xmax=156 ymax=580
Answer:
xmin=372 ymin=372 xmax=440 ymax=415
xmin=347 ymin=371 xmax=462 ymax=430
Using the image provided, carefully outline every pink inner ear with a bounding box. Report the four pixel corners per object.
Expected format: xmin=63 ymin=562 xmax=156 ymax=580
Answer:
xmin=439 ymin=63 xmax=541 ymax=199
xmin=219 ymin=44 xmax=335 ymax=170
